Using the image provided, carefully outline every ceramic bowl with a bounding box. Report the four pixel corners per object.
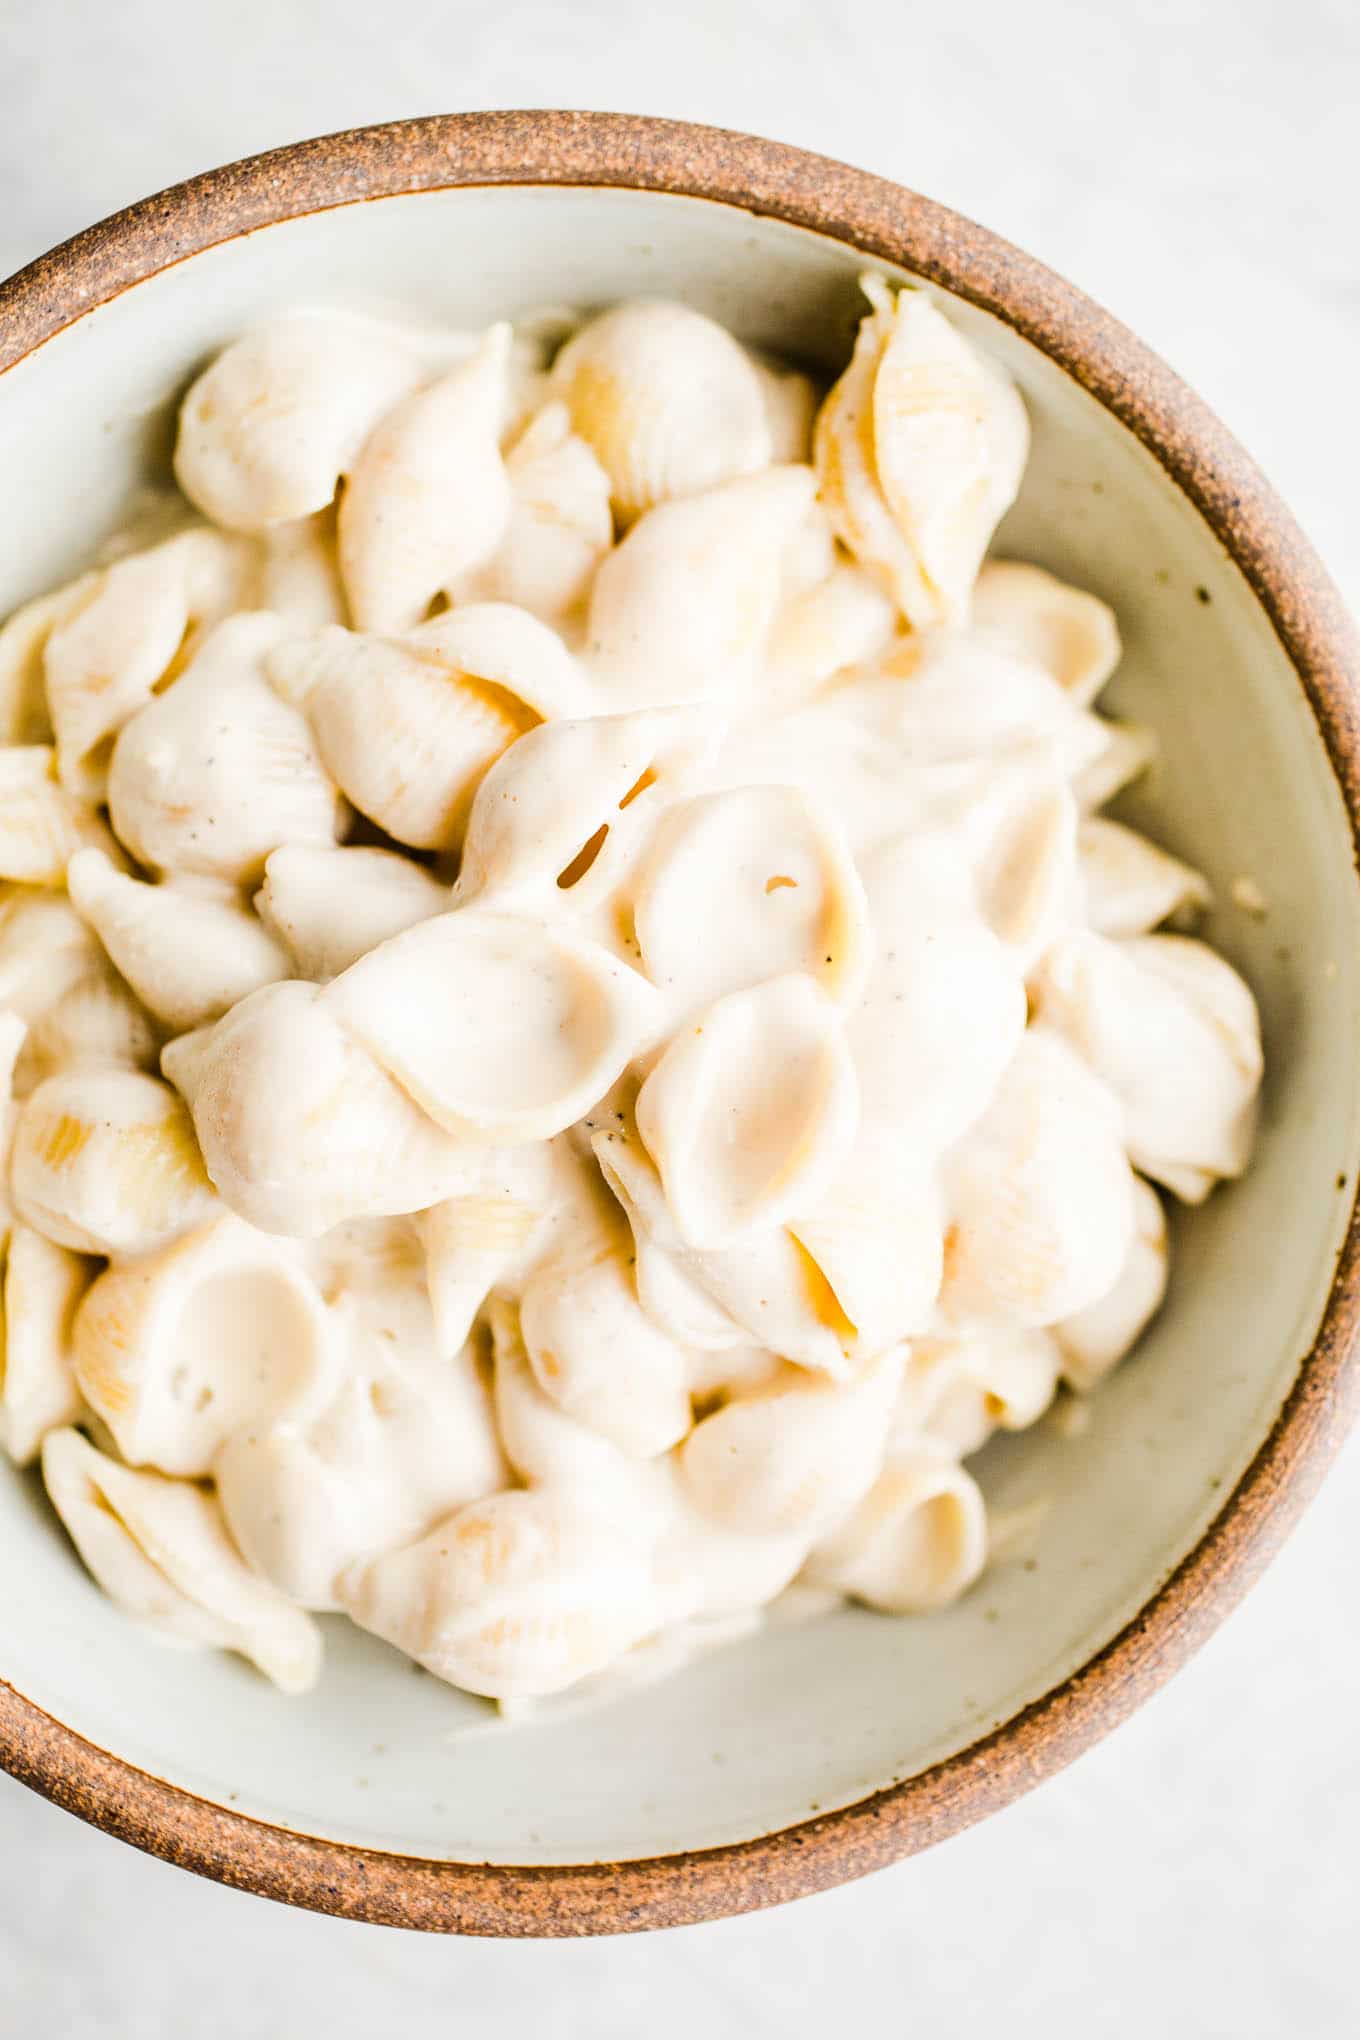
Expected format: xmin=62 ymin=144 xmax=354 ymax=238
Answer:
xmin=1 ymin=112 xmax=1358 ymax=1937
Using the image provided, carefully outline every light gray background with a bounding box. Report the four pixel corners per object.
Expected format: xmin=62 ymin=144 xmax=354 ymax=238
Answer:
xmin=1 ymin=2 xmax=1357 ymax=2032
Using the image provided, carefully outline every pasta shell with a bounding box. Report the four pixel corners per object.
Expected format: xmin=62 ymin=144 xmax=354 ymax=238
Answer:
xmin=493 ymin=1312 xmax=616 ymax=1485
xmin=307 ymin=1210 xmax=430 ymax=1322
xmin=1057 ymin=1175 xmax=1168 ymax=1390
xmin=500 ymin=315 xmax=574 ymax=443
xmin=174 ymin=310 xmax=423 ymax=532
xmin=971 ymin=560 xmax=1121 ymax=706
xmin=587 ymin=466 xmax=818 ymax=709
xmin=594 ymin=1125 xmax=854 ymax=1376
xmin=751 ymin=357 xmax=818 ymax=465
xmin=890 ymin=1339 xmax=994 ymax=1457
xmin=633 ymin=1234 xmax=749 ymax=1352
xmin=72 ymin=1215 xmax=336 ymax=1476
xmin=256 ymin=843 xmax=446 ymax=980
xmin=518 ymin=1185 xmax=693 ymax=1457
xmin=0 ymin=577 xmax=98 ymax=745
xmin=803 ymin=1445 xmax=987 ymax=1613
xmin=701 ymin=661 xmax=1078 ymax=868
xmin=1036 ymin=931 xmax=1262 ymax=1201
xmin=216 ymin=1323 xmax=506 ymax=1611
xmin=0 ymin=1225 xmax=93 ymax=1466
xmin=550 ymin=300 xmax=772 ymax=523
xmin=0 ymin=1007 xmax=25 ymax=1089
xmin=892 ymin=632 xmax=1107 ymax=779
xmin=898 ymin=1358 xmax=987 ymax=1455
xmin=325 ymin=907 xmax=660 ymax=1143
xmin=700 ymin=692 xmax=879 ymax=831
xmin=415 ymin=1141 xmax=560 ymax=1356
xmin=216 ymin=1217 xmax=503 ymax=1609
xmin=108 ymin=614 xmax=343 ymax=884
xmin=254 ymin=509 xmax=347 ymax=628
xmin=974 ymin=782 xmax=1080 ymax=970
xmin=455 ymin=703 xmax=719 ymax=913
xmin=213 ymin=1415 xmax=369 ymax=1612
xmin=941 ymin=1028 xmax=1136 ymax=1328
xmin=0 ymin=747 xmax=123 ymax=887
xmin=44 ymin=527 xmax=252 ymax=799
xmin=42 ymin=1427 xmax=321 ymax=1691
xmin=682 ymin=1340 xmax=784 ymax=1403
xmin=339 ymin=324 xmax=513 ymax=631
xmin=0 ymin=890 xmax=102 ymax=1029
xmin=1072 ymin=718 xmax=1157 ymax=810
xmin=787 ymin=1139 xmax=944 ymax=1358
xmin=814 ymin=276 xmax=1029 ymax=628
xmin=12 ymin=958 xmax=161 ymax=1096
xmin=11 ymin=1068 xmax=215 ymax=1257
xmin=633 ymin=786 xmax=872 ymax=1017
xmin=0 ymin=1010 xmax=28 ymax=1248
xmin=491 ymin=1298 xmax=674 ymax=1519
xmin=635 ymin=975 xmax=858 ymax=1251
xmin=68 ymin=849 xmax=289 ymax=1032
xmin=659 ymin=1477 xmax=810 ymax=1625
xmin=963 ymin=1328 xmax=1063 ymax=1430
xmin=406 ymin=601 xmax=587 ymax=721
xmin=850 ymin=835 xmax=1027 ymax=1158
xmin=898 ymin=1328 xmax=1063 ymax=1454
xmin=767 ymin=562 xmax=899 ymax=701
xmin=680 ymin=1349 xmax=902 ymax=1539
xmin=449 ymin=401 xmax=613 ymax=627
xmin=782 ymin=497 xmax=839 ymax=598
xmin=162 ymin=981 xmax=473 ymax=1237
xmin=339 ymin=1486 xmax=664 ymax=1699
xmin=266 ymin=613 xmax=573 ymax=853
xmin=1078 ymin=817 xmax=1211 ymax=937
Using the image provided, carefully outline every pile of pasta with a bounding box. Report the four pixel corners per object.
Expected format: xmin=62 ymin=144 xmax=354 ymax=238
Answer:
xmin=0 ymin=283 xmax=1262 ymax=1703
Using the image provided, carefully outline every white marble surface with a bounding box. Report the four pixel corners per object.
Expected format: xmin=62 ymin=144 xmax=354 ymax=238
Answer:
xmin=1 ymin=1 xmax=1358 ymax=2031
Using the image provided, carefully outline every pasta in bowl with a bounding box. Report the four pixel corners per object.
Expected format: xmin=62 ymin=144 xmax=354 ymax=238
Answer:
xmin=0 ymin=114 xmax=1356 ymax=1935
xmin=1 ymin=280 xmax=1264 ymax=1706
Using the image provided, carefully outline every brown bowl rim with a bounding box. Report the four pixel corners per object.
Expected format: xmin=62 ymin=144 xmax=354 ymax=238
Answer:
xmin=1 ymin=109 xmax=1358 ymax=1937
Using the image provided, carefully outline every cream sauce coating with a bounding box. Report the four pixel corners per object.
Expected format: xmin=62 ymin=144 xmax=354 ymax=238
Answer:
xmin=0 ymin=284 xmax=1261 ymax=1706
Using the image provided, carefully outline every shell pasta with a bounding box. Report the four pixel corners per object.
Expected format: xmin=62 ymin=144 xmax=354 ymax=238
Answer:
xmin=0 ymin=281 xmax=1261 ymax=1707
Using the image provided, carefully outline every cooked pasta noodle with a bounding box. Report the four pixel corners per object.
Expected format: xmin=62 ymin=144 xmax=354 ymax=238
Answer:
xmin=0 ymin=281 xmax=1260 ymax=1704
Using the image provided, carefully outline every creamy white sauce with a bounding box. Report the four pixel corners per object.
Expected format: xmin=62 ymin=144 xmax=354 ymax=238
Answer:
xmin=0 ymin=286 xmax=1263 ymax=1705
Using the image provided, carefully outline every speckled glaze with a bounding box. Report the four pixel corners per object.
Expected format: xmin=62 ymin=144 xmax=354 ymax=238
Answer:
xmin=1 ymin=112 xmax=1358 ymax=1938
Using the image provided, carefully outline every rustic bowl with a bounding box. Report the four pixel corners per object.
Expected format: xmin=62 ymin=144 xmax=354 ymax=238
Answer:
xmin=1 ymin=112 xmax=1358 ymax=1937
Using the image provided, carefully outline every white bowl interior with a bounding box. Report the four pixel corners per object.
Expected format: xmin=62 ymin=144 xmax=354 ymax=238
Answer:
xmin=1 ymin=186 xmax=1357 ymax=1866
